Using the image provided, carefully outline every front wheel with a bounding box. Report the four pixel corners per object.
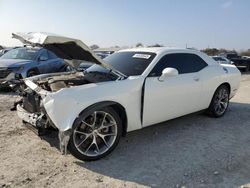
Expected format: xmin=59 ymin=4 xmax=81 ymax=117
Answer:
xmin=207 ymin=85 xmax=229 ymax=117
xmin=68 ymin=107 xmax=122 ymax=161
xmin=27 ymin=69 xmax=39 ymax=77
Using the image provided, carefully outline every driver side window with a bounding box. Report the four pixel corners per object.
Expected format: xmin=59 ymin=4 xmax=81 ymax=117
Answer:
xmin=149 ymin=53 xmax=207 ymax=77
xmin=39 ymin=50 xmax=49 ymax=61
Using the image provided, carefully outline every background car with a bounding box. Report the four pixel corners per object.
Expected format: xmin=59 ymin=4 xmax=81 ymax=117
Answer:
xmin=212 ymin=56 xmax=233 ymax=65
xmin=94 ymin=52 xmax=110 ymax=59
xmin=0 ymin=47 xmax=16 ymax=57
xmin=242 ymin=56 xmax=250 ymax=60
xmin=0 ymin=46 xmax=66 ymax=85
xmin=220 ymin=52 xmax=250 ymax=72
xmin=93 ymin=47 xmax=121 ymax=59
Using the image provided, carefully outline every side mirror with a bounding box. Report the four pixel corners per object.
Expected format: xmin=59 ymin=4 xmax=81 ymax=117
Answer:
xmin=38 ymin=56 xmax=48 ymax=61
xmin=158 ymin=67 xmax=179 ymax=81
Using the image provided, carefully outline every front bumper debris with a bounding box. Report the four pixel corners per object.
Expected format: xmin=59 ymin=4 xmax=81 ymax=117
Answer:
xmin=16 ymin=104 xmax=40 ymax=126
xmin=16 ymin=104 xmax=72 ymax=155
xmin=59 ymin=130 xmax=71 ymax=155
xmin=16 ymin=104 xmax=45 ymax=135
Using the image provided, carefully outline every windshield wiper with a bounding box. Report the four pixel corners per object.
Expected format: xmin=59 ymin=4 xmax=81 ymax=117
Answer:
xmin=101 ymin=64 xmax=127 ymax=79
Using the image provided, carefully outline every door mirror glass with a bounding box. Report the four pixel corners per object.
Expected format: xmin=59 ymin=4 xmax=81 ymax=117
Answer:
xmin=158 ymin=67 xmax=179 ymax=81
xmin=39 ymin=56 xmax=48 ymax=61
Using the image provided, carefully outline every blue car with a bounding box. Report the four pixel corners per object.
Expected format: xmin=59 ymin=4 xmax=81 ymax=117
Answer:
xmin=0 ymin=47 xmax=65 ymax=85
xmin=0 ymin=48 xmax=13 ymax=57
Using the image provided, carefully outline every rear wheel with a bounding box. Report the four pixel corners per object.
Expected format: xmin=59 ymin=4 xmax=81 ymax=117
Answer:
xmin=68 ymin=107 xmax=122 ymax=161
xmin=207 ymin=85 xmax=229 ymax=117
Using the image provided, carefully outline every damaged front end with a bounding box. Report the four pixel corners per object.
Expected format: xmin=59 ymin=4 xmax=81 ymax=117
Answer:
xmin=15 ymin=71 xmax=90 ymax=154
xmin=13 ymin=32 xmax=125 ymax=155
xmin=15 ymin=69 xmax=118 ymax=155
xmin=17 ymin=99 xmax=71 ymax=154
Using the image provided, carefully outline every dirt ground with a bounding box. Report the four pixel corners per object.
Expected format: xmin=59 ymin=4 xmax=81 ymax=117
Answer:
xmin=0 ymin=74 xmax=250 ymax=188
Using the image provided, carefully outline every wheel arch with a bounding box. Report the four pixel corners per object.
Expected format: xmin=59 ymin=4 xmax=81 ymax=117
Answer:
xmin=75 ymin=101 xmax=128 ymax=136
xmin=26 ymin=67 xmax=40 ymax=77
xmin=206 ymin=82 xmax=231 ymax=117
xmin=218 ymin=82 xmax=231 ymax=95
xmin=208 ymin=82 xmax=231 ymax=109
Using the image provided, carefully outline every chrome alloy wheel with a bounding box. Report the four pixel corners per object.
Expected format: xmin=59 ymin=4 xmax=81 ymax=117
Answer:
xmin=73 ymin=111 xmax=118 ymax=157
xmin=214 ymin=87 xmax=229 ymax=116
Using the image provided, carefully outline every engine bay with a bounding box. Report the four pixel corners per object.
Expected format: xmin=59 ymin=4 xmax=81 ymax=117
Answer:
xmin=36 ymin=72 xmax=89 ymax=92
xmin=32 ymin=70 xmax=118 ymax=92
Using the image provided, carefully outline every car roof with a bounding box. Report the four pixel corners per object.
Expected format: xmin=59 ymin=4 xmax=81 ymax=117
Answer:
xmin=14 ymin=46 xmax=42 ymax=51
xmin=119 ymin=47 xmax=198 ymax=54
xmin=120 ymin=47 xmax=217 ymax=67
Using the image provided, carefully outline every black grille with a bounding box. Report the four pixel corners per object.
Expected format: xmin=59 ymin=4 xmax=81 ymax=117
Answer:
xmin=0 ymin=68 xmax=12 ymax=78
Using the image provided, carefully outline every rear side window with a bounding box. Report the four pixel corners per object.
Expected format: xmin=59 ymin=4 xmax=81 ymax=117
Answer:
xmin=48 ymin=50 xmax=58 ymax=59
xmin=149 ymin=53 xmax=207 ymax=76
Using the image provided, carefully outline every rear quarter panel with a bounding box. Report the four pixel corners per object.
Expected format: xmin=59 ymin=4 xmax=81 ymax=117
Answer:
xmin=199 ymin=64 xmax=241 ymax=109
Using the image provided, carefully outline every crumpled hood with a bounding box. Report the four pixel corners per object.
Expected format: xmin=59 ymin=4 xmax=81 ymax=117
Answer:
xmin=0 ymin=59 xmax=33 ymax=68
xmin=12 ymin=32 xmax=106 ymax=68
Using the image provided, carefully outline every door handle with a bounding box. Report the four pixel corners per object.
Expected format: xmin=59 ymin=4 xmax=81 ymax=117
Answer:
xmin=193 ymin=77 xmax=200 ymax=82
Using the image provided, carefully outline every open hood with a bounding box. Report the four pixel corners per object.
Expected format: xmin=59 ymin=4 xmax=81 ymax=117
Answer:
xmin=12 ymin=32 xmax=105 ymax=68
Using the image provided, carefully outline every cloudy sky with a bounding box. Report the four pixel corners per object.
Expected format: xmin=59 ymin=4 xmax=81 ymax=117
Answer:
xmin=0 ymin=0 xmax=249 ymax=50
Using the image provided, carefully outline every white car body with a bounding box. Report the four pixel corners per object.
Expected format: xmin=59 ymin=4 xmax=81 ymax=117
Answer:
xmin=23 ymin=48 xmax=240 ymax=132
xmin=14 ymin=32 xmax=241 ymax=160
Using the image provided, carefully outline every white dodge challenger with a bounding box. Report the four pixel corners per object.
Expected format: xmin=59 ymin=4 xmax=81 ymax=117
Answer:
xmin=14 ymin=33 xmax=241 ymax=161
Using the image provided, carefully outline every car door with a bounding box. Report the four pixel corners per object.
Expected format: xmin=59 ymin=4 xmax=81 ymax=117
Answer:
xmin=37 ymin=49 xmax=50 ymax=73
xmin=143 ymin=53 xmax=208 ymax=127
xmin=47 ymin=50 xmax=64 ymax=72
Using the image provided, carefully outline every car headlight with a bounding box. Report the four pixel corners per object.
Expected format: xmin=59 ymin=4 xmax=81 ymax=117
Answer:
xmin=18 ymin=66 xmax=25 ymax=71
xmin=10 ymin=66 xmax=24 ymax=71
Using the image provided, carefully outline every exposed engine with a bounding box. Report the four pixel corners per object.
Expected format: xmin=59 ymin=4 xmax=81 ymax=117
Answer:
xmin=32 ymin=71 xmax=117 ymax=92
xmin=36 ymin=72 xmax=89 ymax=92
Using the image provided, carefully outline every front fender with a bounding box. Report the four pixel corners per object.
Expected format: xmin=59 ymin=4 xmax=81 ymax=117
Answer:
xmin=42 ymin=93 xmax=81 ymax=131
xmin=15 ymin=62 xmax=38 ymax=78
xmin=42 ymin=78 xmax=143 ymax=132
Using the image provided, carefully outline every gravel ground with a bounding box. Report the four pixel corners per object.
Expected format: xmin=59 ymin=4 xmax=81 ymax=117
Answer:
xmin=0 ymin=74 xmax=250 ymax=188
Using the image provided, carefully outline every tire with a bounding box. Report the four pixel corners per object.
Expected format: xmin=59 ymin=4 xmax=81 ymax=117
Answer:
xmin=245 ymin=65 xmax=250 ymax=72
xmin=207 ymin=85 xmax=229 ymax=118
xmin=68 ymin=106 xmax=122 ymax=161
xmin=27 ymin=69 xmax=39 ymax=77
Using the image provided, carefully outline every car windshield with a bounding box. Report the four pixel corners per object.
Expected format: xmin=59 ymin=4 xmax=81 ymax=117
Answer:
xmin=0 ymin=48 xmax=38 ymax=60
xmin=86 ymin=51 xmax=156 ymax=76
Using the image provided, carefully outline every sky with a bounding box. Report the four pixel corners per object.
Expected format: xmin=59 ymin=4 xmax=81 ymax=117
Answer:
xmin=0 ymin=0 xmax=249 ymax=50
